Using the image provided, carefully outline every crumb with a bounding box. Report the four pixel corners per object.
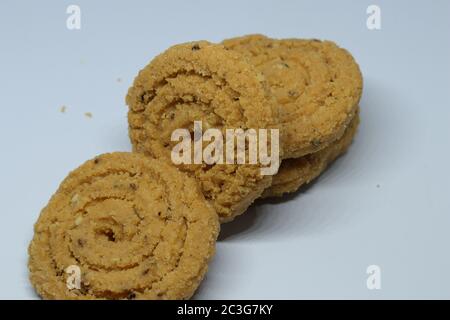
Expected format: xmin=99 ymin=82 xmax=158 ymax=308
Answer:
xmin=376 ymin=184 xmax=380 ymax=188
xmin=60 ymin=106 xmax=67 ymax=113
xmin=116 ymin=77 xmax=122 ymax=83
xmin=84 ymin=112 xmax=93 ymax=119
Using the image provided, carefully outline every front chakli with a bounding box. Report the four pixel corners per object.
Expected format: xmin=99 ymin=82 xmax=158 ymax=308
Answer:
xmin=127 ymin=41 xmax=279 ymax=222
xmin=28 ymin=153 xmax=219 ymax=299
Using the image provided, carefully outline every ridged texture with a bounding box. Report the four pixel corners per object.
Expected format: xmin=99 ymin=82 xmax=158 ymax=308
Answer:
xmin=126 ymin=41 xmax=279 ymax=222
xmin=28 ymin=152 xmax=219 ymax=299
xmin=223 ymin=34 xmax=362 ymax=159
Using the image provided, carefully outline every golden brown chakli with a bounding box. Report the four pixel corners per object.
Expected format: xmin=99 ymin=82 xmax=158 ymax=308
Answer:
xmin=29 ymin=153 xmax=219 ymax=299
xmin=223 ymin=34 xmax=362 ymax=159
xmin=127 ymin=41 xmax=280 ymax=222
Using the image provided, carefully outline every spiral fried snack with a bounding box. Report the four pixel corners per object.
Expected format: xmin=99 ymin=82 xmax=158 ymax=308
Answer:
xmin=223 ymin=34 xmax=362 ymax=159
xmin=28 ymin=153 xmax=219 ymax=299
xmin=127 ymin=41 xmax=280 ymax=222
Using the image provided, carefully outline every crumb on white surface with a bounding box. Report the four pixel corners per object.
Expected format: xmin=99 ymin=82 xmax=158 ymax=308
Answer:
xmin=60 ymin=105 xmax=67 ymax=113
xmin=84 ymin=112 xmax=93 ymax=118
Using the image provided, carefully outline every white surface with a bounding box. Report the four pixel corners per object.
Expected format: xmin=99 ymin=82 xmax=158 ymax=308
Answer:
xmin=0 ymin=0 xmax=449 ymax=299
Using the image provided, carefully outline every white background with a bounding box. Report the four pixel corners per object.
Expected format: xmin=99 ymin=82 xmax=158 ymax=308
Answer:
xmin=0 ymin=0 xmax=449 ymax=299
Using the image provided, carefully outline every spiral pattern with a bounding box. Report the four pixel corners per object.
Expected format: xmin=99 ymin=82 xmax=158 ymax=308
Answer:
xmin=127 ymin=41 xmax=278 ymax=222
xmin=223 ymin=34 xmax=362 ymax=159
xmin=28 ymin=153 xmax=219 ymax=299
